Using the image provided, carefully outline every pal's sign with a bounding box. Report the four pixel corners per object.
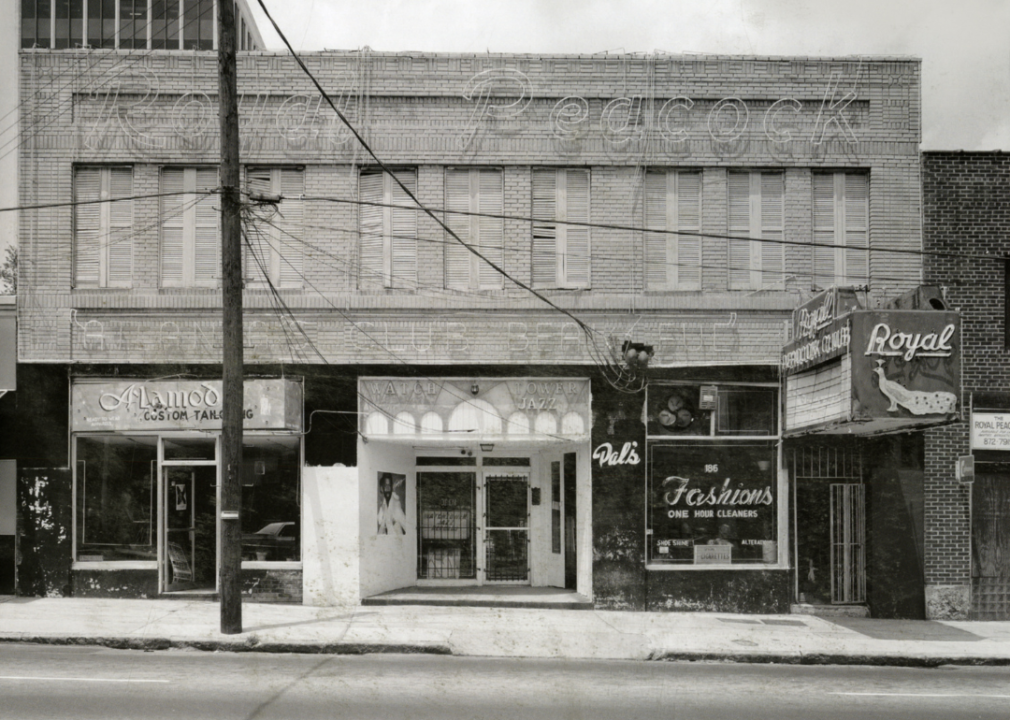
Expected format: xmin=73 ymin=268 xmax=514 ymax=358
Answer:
xmin=783 ymin=297 xmax=961 ymax=435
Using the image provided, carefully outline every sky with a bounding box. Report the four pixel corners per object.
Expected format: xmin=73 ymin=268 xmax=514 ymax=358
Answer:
xmin=246 ymin=0 xmax=1010 ymax=151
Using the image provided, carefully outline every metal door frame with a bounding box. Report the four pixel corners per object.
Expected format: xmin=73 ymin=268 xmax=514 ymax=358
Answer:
xmin=480 ymin=469 xmax=530 ymax=585
xmin=157 ymin=436 xmax=220 ymax=594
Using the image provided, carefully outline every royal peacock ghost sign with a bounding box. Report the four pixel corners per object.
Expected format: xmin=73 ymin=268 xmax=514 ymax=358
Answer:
xmin=782 ymin=302 xmax=961 ymax=436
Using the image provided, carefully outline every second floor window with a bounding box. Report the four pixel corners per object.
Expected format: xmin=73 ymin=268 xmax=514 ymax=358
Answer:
xmin=74 ymin=166 xmax=133 ymax=288
xmin=445 ymin=168 xmax=504 ymax=291
xmin=728 ymin=171 xmax=784 ymax=291
xmin=160 ymin=167 xmax=219 ymax=288
xmin=532 ymin=168 xmax=590 ymax=289
xmin=245 ymin=167 xmax=304 ymax=289
xmin=813 ymin=172 xmax=869 ymax=287
xmin=359 ymin=169 xmax=417 ymax=290
xmin=644 ymin=170 xmax=702 ymax=291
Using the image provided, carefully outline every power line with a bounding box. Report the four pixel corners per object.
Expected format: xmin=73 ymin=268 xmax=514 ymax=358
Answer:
xmin=245 ymin=211 xmax=585 ymax=440
xmin=252 ymin=0 xmax=601 ymax=349
xmin=6 ymin=182 xmax=1000 ymax=267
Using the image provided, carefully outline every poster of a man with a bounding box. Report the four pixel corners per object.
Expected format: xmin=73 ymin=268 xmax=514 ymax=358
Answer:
xmin=377 ymin=472 xmax=407 ymax=535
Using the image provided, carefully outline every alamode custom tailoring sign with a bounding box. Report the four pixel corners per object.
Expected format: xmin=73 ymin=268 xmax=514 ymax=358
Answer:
xmin=72 ymin=379 xmax=303 ymax=432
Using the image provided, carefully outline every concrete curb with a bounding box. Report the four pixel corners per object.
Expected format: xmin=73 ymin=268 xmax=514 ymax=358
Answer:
xmin=649 ymin=650 xmax=1010 ymax=667
xmin=0 ymin=635 xmax=453 ymax=656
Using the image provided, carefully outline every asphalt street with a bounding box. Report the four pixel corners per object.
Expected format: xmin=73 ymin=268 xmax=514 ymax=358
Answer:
xmin=1 ymin=643 xmax=1009 ymax=720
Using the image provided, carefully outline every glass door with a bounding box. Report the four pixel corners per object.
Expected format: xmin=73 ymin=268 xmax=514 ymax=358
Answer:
xmin=162 ymin=466 xmax=217 ymax=592
xmin=483 ymin=472 xmax=529 ymax=583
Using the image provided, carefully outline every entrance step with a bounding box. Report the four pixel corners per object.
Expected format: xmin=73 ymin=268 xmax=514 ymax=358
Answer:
xmin=790 ymin=602 xmax=869 ymax=618
xmin=160 ymin=590 xmax=219 ymax=601
xmin=363 ymin=586 xmax=594 ymax=610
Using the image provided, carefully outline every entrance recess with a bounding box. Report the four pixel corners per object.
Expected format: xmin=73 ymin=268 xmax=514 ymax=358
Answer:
xmin=792 ymin=446 xmax=866 ymax=606
xmin=162 ymin=466 xmax=217 ymax=592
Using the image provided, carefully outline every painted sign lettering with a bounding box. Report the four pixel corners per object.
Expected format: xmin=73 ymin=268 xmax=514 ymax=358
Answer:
xmin=864 ymin=322 xmax=956 ymax=362
xmin=592 ymin=442 xmax=641 ymax=467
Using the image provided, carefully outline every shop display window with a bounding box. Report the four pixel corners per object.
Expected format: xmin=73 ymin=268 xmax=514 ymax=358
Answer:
xmin=75 ymin=436 xmax=157 ymax=562
xmin=240 ymin=437 xmax=300 ymax=562
xmin=648 ymin=442 xmax=778 ymax=566
xmin=647 ymin=383 xmax=777 ymax=437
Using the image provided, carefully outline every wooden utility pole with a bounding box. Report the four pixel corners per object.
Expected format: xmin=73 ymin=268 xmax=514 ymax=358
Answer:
xmin=218 ymin=0 xmax=243 ymax=634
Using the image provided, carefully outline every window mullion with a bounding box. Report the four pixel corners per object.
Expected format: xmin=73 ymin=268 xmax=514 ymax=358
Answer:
xmin=557 ymin=170 xmax=567 ymax=286
xmin=99 ymin=168 xmax=111 ymax=287
xmin=469 ymin=170 xmax=479 ymax=290
xmin=750 ymin=173 xmax=761 ymax=289
xmin=382 ymin=173 xmax=393 ymax=287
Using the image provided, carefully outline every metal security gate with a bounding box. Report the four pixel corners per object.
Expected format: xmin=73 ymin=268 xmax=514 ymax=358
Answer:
xmin=483 ymin=473 xmax=529 ymax=583
xmin=830 ymin=483 xmax=866 ymax=604
xmin=792 ymin=446 xmax=866 ymax=606
xmin=972 ymin=472 xmax=1010 ymax=619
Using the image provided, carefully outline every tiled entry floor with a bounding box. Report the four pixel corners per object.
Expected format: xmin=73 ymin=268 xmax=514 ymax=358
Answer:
xmin=362 ymin=585 xmax=594 ymax=610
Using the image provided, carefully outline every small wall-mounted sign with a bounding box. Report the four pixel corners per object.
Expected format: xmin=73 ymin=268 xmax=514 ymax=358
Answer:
xmin=956 ymin=455 xmax=975 ymax=484
xmin=971 ymin=413 xmax=1010 ymax=450
xmin=220 ymin=510 xmax=240 ymax=520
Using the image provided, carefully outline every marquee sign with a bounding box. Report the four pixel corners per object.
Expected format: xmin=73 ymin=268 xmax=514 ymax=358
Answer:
xmin=783 ymin=305 xmax=961 ymax=435
xmin=358 ymin=377 xmax=591 ymax=442
xmin=71 ymin=378 xmax=303 ymax=432
xmin=782 ymin=287 xmax=863 ymax=375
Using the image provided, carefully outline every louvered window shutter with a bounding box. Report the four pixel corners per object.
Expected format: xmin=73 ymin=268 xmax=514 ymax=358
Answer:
xmin=193 ymin=168 xmax=220 ymax=287
xmin=444 ymin=168 xmax=473 ymax=290
xmin=106 ymin=167 xmax=134 ymax=288
xmin=532 ymin=169 xmax=558 ymax=288
xmin=562 ymin=169 xmax=590 ymax=288
xmin=244 ymin=168 xmax=273 ymax=284
xmin=760 ymin=173 xmax=784 ymax=289
xmin=727 ymin=172 xmax=753 ymax=290
xmin=74 ymin=168 xmax=102 ymax=287
xmin=843 ymin=174 xmax=869 ymax=285
xmin=676 ymin=172 xmax=702 ymax=290
xmin=812 ymin=173 xmax=836 ymax=287
xmin=389 ymin=170 xmax=417 ymax=290
xmin=160 ymin=168 xmax=186 ymax=287
xmin=644 ymin=171 xmax=668 ymax=290
xmin=476 ymin=169 xmax=503 ymax=290
xmin=358 ymin=170 xmax=386 ymax=289
xmin=277 ymin=168 xmax=304 ymax=288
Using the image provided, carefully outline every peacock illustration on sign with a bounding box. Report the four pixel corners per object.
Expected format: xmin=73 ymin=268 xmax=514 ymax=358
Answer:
xmin=872 ymin=360 xmax=957 ymax=415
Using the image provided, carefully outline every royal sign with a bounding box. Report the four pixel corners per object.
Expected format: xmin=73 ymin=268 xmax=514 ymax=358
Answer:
xmin=782 ymin=287 xmax=863 ymax=374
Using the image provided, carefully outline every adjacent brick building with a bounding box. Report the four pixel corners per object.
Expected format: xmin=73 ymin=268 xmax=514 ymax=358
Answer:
xmin=923 ymin=152 xmax=1010 ymax=620
xmin=12 ymin=47 xmax=929 ymax=614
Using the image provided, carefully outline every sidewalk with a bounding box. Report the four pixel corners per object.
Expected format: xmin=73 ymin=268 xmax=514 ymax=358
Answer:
xmin=2 ymin=596 xmax=1009 ymax=667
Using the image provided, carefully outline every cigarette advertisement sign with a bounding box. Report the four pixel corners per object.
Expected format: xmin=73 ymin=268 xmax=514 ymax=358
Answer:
xmin=648 ymin=443 xmax=778 ymax=565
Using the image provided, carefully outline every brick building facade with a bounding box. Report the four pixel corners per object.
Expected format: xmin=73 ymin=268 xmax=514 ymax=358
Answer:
xmin=923 ymin=152 xmax=1010 ymax=620
xmin=12 ymin=48 xmax=927 ymax=613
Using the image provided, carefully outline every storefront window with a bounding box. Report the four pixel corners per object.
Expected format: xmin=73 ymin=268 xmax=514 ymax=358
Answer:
xmin=648 ymin=443 xmax=779 ymax=566
xmin=76 ymin=436 xmax=157 ymax=562
xmin=647 ymin=383 xmax=777 ymax=437
xmin=240 ymin=437 xmax=300 ymax=562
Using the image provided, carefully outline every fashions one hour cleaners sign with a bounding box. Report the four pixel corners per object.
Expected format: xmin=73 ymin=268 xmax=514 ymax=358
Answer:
xmin=649 ymin=443 xmax=778 ymax=565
